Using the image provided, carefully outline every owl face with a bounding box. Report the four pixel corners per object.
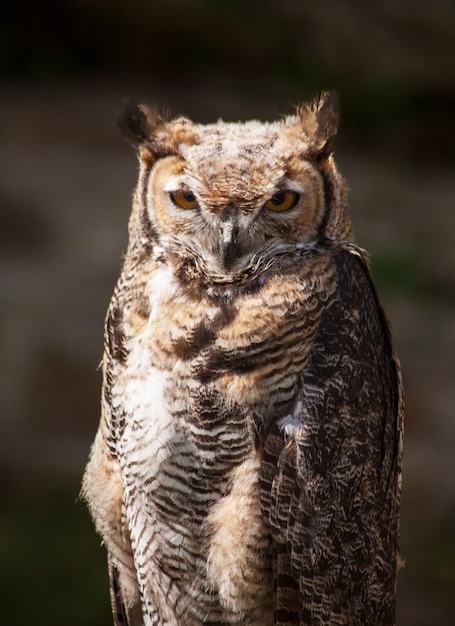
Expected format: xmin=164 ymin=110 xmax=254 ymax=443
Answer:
xmin=146 ymin=147 xmax=325 ymax=274
xmin=122 ymin=92 xmax=352 ymax=277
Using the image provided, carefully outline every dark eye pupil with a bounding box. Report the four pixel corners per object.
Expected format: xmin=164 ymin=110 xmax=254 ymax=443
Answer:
xmin=270 ymin=192 xmax=286 ymax=206
xmin=183 ymin=191 xmax=195 ymax=202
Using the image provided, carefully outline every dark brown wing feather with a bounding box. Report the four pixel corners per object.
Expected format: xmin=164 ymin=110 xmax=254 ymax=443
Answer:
xmin=260 ymin=245 xmax=403 ymax=626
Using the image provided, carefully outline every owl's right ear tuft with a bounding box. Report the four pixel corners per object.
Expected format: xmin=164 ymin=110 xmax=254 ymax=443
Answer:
xmin=117 ymin=101 xmax=164 ymax=148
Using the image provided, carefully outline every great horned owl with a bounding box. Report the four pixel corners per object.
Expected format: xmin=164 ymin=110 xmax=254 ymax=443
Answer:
xmin=82 ymin=92 xmax=403 ymax=626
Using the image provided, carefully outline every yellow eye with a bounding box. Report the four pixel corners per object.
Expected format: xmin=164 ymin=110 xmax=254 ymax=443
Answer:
xmin=170 ymin=190 xmax=198 ymax=210
xmin=264 ymin=190 xmax=299 ymax=212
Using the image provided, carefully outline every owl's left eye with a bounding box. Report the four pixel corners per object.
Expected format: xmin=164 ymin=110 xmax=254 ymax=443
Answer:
xmin=264 ymin=190 xmax=299 ymax=212
xmin=170 ymin=190 xmax=199 ymax=210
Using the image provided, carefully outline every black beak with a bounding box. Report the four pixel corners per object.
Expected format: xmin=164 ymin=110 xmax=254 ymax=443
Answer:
xmin=219 ymin=217 xmax=239 ymax=268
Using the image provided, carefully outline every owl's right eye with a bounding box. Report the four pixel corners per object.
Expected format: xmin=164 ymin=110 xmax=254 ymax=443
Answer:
xmin=170 ymin=190 xmax=199 ymax=210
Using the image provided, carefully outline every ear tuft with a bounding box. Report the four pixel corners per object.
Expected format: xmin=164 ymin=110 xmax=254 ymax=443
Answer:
xmin=314 ymin=90 xmax=340 ymax=143
xmin=298 ymin=90 xmax=340 ymax=158
xmin=117 ymin=101 xmax=164 ymax=147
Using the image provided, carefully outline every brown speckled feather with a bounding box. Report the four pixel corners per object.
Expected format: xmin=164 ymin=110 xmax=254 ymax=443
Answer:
xmin=260 ymin=245 xmax=403 ymax=625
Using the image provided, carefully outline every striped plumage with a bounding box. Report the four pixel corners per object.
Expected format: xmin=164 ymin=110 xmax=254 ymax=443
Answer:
xmin=82 ymin=92 xmax=403 ymax=625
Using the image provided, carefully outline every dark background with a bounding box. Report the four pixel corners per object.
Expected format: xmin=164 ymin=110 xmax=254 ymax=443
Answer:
xmin=1 ymin=1 xmax=454 ymax=624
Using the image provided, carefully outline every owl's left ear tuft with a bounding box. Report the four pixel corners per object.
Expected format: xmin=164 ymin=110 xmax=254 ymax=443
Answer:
xmin=298 ymin=90 xmax=340 ymax=159
xmin=117 ymin=101 xmax=164 ymax=147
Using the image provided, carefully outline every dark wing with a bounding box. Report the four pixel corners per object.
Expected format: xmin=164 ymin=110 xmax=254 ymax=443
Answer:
xmin=259 ymin=245 xmax=403 ymax=626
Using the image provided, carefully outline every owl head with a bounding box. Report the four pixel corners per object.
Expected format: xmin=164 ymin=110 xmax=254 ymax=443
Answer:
xmin=120 ymin=92 xmax=352 ymax=279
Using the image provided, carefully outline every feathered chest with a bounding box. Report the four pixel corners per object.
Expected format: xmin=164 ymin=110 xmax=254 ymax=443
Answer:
xmin=110 ymin=254 xmax=335 ymax=417
xmin=102 ymin=255 xmax=337 ymax=622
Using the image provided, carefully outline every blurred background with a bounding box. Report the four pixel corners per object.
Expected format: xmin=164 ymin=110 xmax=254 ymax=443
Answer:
xmin=1 ymin=1 xmax=454 ymax=624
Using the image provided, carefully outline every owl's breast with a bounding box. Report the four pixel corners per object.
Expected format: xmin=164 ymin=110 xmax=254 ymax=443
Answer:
xmin=129 ymin=258 xmax=332 ymax=415
xmin=115 ymin=251 xmax=336 ymax=420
